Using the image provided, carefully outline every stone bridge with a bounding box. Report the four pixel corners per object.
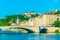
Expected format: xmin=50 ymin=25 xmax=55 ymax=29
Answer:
xmin=0 ymin=26 xmax=60 ymax=33
xmin=0 ymin=26 xmax=39 ymax=33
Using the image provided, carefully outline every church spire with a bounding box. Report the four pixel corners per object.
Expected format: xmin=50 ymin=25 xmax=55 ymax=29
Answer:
xmin=16 ymin=15 xmax=20 ymax=25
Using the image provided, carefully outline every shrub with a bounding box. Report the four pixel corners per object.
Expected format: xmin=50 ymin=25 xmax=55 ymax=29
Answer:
xmin=54 ymin=29 xmax=59 ymax=33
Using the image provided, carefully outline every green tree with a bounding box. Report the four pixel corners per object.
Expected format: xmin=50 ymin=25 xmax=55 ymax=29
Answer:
xmin=31 ymin=13 xmax=39 ymax=18
xmin=24 ymin=16 xmax=30 ymax=21
xmin=54 ymin=29 xmax=59 ymax=33
xmin=52 ymin=20 xmax=60 ymax=27
xmin=55 ymin=11 xmax=60 ymax=14
xmin=0 ymin=19 xmax=11 ymax=26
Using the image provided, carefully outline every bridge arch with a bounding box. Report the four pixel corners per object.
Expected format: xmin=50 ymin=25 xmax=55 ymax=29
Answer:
xmin=12 ymin=27 xmax=35 ymax=33
xmin=40 ymin=28 xmax=48 ymax=33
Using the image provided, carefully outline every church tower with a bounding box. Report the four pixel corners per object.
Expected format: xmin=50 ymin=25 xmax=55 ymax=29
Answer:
xmin=16 ymin=15 xmax=20 ymax=25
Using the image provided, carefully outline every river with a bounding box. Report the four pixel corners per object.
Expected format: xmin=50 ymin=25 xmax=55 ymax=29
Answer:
xmin=0 ymin=33 xmax=60 ymax=40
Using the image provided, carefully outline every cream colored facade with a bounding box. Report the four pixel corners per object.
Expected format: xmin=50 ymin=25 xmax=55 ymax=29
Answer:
xmin=20 ymin=16 xmax=40 ymax=27
xmin=20 ymin=14 xmax=60 ymax=27
xmin=28 ymin=17 xmax=40 ymax=27
xmin=20 ymin=21 xmax=27 ymax=27
xmin=41 ymin=14 xmax=60 ymax=26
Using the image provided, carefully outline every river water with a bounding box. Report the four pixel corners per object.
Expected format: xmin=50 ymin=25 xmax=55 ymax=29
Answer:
xmin=0 ymin=33 xmax=60 ymax=40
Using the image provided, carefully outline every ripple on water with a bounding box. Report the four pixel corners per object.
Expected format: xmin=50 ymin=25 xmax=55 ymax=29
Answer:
xmin=0 ymin=33 xmax=60 ymax=40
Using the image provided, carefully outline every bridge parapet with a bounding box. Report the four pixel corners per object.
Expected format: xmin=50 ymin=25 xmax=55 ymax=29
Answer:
xmin=0 ymin=26 xmax=60 ymax=33
xmin=0 ymin=26 xmax=39 ymax=33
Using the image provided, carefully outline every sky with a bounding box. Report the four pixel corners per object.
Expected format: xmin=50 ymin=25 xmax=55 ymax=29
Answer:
xmin=0 ymin=0 xmax=60 ymax=18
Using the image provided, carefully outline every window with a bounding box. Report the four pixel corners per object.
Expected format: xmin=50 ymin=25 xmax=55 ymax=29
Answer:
xmin=57 ymin=18 xmax=59 ymax=20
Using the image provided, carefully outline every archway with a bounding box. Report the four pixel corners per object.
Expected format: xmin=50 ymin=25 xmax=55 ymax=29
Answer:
xmin=11 ymin=27 xmax=35 ymax=33
xmin=40 ymin=28 xmax=47 ymax=33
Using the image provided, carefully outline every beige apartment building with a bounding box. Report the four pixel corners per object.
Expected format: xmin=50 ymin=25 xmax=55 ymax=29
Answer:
xmin=20 ymin=17 xmax=40 ymax=27
xmin=41 ymin=13 xmax=60 ymax=27
xmin=28 ymin=17 xmax=40 ymax=27
xmin=20 ymin=11 xmax=60 ymax=27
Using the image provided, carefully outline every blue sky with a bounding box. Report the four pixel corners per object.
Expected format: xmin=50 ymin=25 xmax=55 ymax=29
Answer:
xmin=0 ymin=0 xmax=60 ymax=18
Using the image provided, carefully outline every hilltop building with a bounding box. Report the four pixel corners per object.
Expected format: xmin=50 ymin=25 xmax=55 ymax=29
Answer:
xmin=23 ymin=11 xmax=35 ymax=17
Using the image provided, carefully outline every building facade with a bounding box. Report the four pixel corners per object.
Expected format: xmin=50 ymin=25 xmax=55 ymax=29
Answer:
xmin=41 ymin=14 xmax=60 ymax=27
xmin=10 ymin=11 xmax=60 ymax=27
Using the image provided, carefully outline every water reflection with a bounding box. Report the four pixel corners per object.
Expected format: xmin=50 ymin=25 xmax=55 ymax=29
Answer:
xmin=0 ymin=33 xmax=60 ymax=40
xmin=28 ymin=33 xmax=60 ymax=40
